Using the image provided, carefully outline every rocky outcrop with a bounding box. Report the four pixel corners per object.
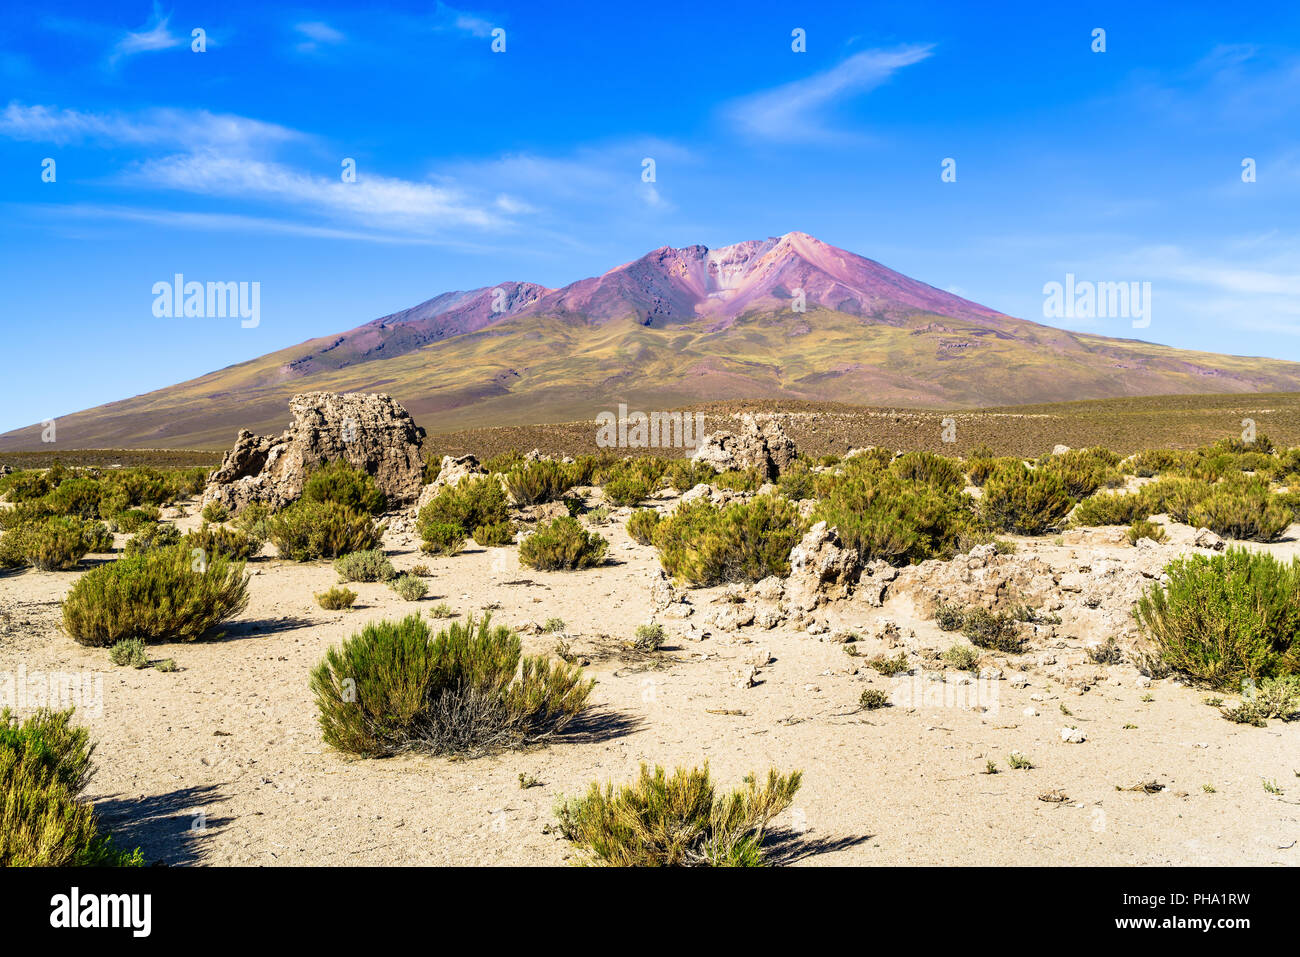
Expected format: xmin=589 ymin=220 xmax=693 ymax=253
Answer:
xmin=416 ymin=455 xmax=485 ymax=510
xmin=691 ymin=414 xmax=797 ymax=479
xmin=784 ymin=521 xmax=860 ymax=612
xmin=203 ymin=392 xmax=426 ymax=513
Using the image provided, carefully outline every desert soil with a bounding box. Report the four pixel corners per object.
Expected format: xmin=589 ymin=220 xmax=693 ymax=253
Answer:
xmin=1 ymin=495 xmax=1297 ymax=867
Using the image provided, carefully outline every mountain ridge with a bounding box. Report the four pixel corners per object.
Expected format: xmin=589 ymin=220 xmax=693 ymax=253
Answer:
xmin=4 ymin=231 xmax=1299 ymax=450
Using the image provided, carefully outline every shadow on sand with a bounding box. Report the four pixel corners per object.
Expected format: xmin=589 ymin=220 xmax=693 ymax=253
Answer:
xmin=94 ymin=783 xmax=233 ymax=866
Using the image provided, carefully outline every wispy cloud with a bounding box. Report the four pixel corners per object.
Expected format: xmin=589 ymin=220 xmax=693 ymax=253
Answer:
xmin=133 ymin=153 xmax=505 ymax=232
xmin=433 ymin=2 xmax=496 ymax=39
xmin=0 ymin=102 xmax=300 ymax=153
xmin=294 ymin=21 xmax=346 ymax=54
xmin=725 ymin=45 xmax=933 ymax=140
xmin=109 ymin=3 xmax=185 ymax=66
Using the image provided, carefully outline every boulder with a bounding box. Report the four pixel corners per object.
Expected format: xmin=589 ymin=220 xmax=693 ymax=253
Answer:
xmin=416 ymin=455 xmax=485 ymax=510
xmin=203 ymin=392 xmax=426 ymax=513
xmin=785 ymin=521 xmax=860 ymax=611
xmin=691 ymin=414 xmax=797 ymax=480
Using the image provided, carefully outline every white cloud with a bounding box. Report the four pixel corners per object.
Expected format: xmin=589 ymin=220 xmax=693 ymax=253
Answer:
xmin=725 ymin=45 xmax=933 ymax=140
xmin=294 ymin=21 xmax=346 ymax=53
xmin=133 ymin=153 xmax=505 ymax=232
xmin=433 ymin=3 xmax=495 ymax=38
xmin=109 ymin=3 xmax=185 ymax=65
xmin=0 ymin=102 xmax=301 ymax=153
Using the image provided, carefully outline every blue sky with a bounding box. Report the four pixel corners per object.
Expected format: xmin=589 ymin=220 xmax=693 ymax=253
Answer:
xmin=2 ymin=0 xmax=1299 ymax=433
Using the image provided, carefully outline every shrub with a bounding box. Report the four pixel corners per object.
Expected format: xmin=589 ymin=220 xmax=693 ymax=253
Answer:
xmin=113 ymin=507 xmax=159 ymax=533
xmin=417 ymin=476 xmax=509 ymax=538
xmin=334 ymin=548 xmax=397 ymax=583
xmin=42 ymin=477 xmax=104 ymax=520
xmin=890 ymin=451 xmax=965 ymax=493
xmin=1134 ymin=548 xmax=1300 ymax=689
xmin=859 ymin=688 xmax=891 ymax=710
xmin=390 ymin=573 xmax=428 ymax=601
xmin=232 ymin=502 xmax=273 ymax=549
xmin=661 ymin=460 xmax=719 ymax=492
xmin=520 ymin=517 xmax=609 ymax=571
xmin=1188 ymin=488 xmax=1291 ymax=542
xmin=867 ymin=651 xmax=910 ymax=676
xmin=626 ymin=508 xmax=661 ymax=545
xmin=472 ymin=521 xmax=515 ymax=547
xmin=124 ymin=522 xmax=182 ymax=554
xmin=1220 ymin=676 xmax=1300 ymax=725
xmin=961 ymin=608 xmax=1024 ymax=653
xmin=632 ymin=623 xmax=666 ymax=652
xmin=200 ymin=502 xmax=230 ymax=524
xmin=504 ymin=461 xmax=576 ymax=506
xmin=301 ymin=460 xmax=387 ymax=515
xmin=981 ymin=465 xmax=1073 ymax=535
xmin=316 ymin=586 xmax=358 ymax=610
xmin=108 ymin=638 xmax=149 ymax=668
xmin=774 ymin=463 xmax=815 ymax=500
xmin=0 ymin=708 xmax=142 ymax=866
xmin=8 ymin=518 xmax=103 ymax=571
xmin=1042 ymin=448 xmax=1119 ymax=499
xmin=1127 ymin=448 xmax=1191 ymax=477
xmin=603 ymin=474 xmax=651 ymax=507
xmin=813 ymin=474 xmax=972 ymax=566
xmin=942 ymin=644 xmax=979 ymax=670
xmin=1127 ymin=520 xmax=1166 ymax=545
xmin=61 ymin=545 xmax=249 ymax=647
xmin=1141 ymin=477 xmax=1214 ymax=523
xmin=553 ymin=764 xmax=801 ymax=867
xmin=269 ymin=499 xmax=383 ymax=561
xmin=309 ymin=614 xmax=593 ymax=757
xmin=934 ymin=601 xmax=965 ymax=630
xmin=1072 ymin=492 xmax=1149 ymax=527
xmin=421 ymin=522 xmax=468 ymax=555
xmin=654 ymin=496 xmax=805 ymax=585
xmin=966 ymin=455 xmax=1019 ymax=487
xmin=184 ymin=523 xmax=257 ymax=561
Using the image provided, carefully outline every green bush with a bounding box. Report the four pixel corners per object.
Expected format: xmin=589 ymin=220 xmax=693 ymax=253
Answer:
xmin=775 ymin=462 xmax=816 ymax=500
xmin=1126 ymin=448 xmax=1192 ymax=477
xmin=389 ymin=573 xmax=428 ymax=601
xmin=334 ymin=549 xmax=397 ymax=583
xmin=2 ymin=516 xmax=112 ymax=571
xmin=316 ymin=586 xmax=358 ymax=610
xmin=42 ymin=477 xmax=104 ymax=520
xmin=420 ymin=522 xmax=468 ymax=556
xmin=654 ymin=496 xmax=805 ymax=585
xmin=0 ymin=708 xmax=143 ymax=866
xmin=310 ymin=614 xmax=593 ymax=757
xmin=472 ymin=521 xmax=515 ymax=547
xmin=199 ymin=501 xmax=230 ymax=524
xmin=889 ymin=451 xmax=965 ymax=493
xmin=1072 ymin=491 xmax=1150 ymax=527
xmin=966 ymin=455 xmax=1019 ymax=487
xmin=661 ymin=459 xmax=720 ymax=492
xmin=184 ymin=523 xmax=257 ymax=561
xmin=960 ymin=608 xmax=1025 ymax=653
xmin=1134 ymin=548 xmax=1300 ymax=689
xmin=1042 ymin=447 xmax=1120 ymax=499
xmin=933 ymin=601 xmax=965 ymax=631
xmin=519 ymin=517 xmax=609 ymax=571
xmin=554 ymin=764 xmax=801 ymax=867
xmin=123 ymin=522 xmax=182 ymax=554
xmin=603 ymin=474 xmax=652 ymax=507
xmin=1127 ymin=519 xmax=1166 ymax=544
xmin=108 ymin=638 xmax=149 ymax=668
xmin=301 ymin=460 xmax=387 ymax=515
xmin=981 ymin=465 xmax=1073 ymax=535
xmin=626 ymin=508 xmax=661 ymax=545
xmin=231 ymin=502 xmax=273 ymax=549
xmin=1141 ymin=476 xmax=1215 ymax=523
xmin=417 ymin=476 xmax=509 ymax=538
xmin=504 ymin=461 xmax=577 ymax=506
xmin=813 ymin=474 xmax=973 ymax=566
xmin=269 ymin=499 xmax=384 ymax=561
xmin=1188 ymin=488 xmax=1291 ymax=542
xmin=61 ymin=544 xmax=249 ymax=647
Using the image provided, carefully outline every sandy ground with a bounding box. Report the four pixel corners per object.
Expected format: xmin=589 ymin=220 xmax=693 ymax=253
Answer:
xmin=1 ymin=497 xmax=1297 ymax=867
